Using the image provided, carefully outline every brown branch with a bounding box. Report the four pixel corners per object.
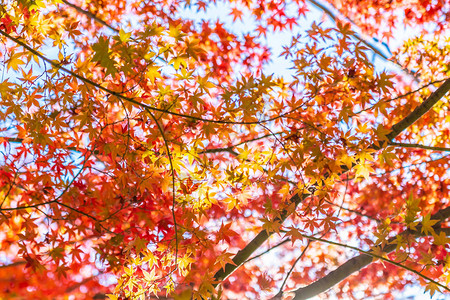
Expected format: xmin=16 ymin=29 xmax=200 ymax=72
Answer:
xmin=324 ymin=200 xmax=382 ymax=223
xmin=386 ymin=78 xmax=450 ymax=140
xmin=200 ymin=132 xmax=280 ymax=155
xmin=0 ymin=261 xmax=26 ymax=269
xmin=213 ymin=193 xmax=303 ymax=283
xmin=307 ymin=0 xmax=419 ymax=82
xmin=389 ymin=141 xmax=450 ymax=152
xmin=244 ymin=239 xmax=291 ymax=264
xmin=202 ymin=146 xmax=238 ymax=156
xmin=290 ymin=206 xmax=450 ymax=299
xmin=355 ymin=78 xmax=449 ymax=115
xmin=65 ymin=274 xmax=99 ymax=293
xmin=0 ymin=200 xmax=58 ymax=211
xmin=340 ymin=154 xmax=450 ymax=182
xmin=274 ymin=241 xmax=312 ymax=299
xmin=61 ymin=0 xmax=118 ymax=32
xmin=213 ymin=77 xmax=450 ymax=284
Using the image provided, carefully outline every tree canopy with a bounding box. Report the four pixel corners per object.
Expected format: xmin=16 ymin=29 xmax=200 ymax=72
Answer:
xmin=0 ymin=0 xmax=450 ymax=299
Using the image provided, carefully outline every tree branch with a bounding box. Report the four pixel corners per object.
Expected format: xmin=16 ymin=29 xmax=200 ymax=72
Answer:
xmin=0 ymin=30 xmax=267 ymax=126
xmin=213 ymin=192 xmax=303 ymax=282
xmin=290 ymin=206 xmax=450 ymax=299
xmin=200 ymin=132 xmax=280 ymax=155
xmin=389 ymin=141 xmax=450 ymax=152
xmin=0 ymin=261 xmax=26 ymax=269
xmin=61 ymin=0 xmax=118 ymax=33
xmin=244 ymin=239 xmax=291 ymax=264
xmin=65 ymin=274 xmax=99 ymax=293
xmin=386 ymin=78 xmax=450 ymax=140
xmin=355 ymin=78 xmax=449 ymax=115
xmin=275 ymin=241 xmax=312 ymax=299
xmin=0 ymin=29 xmax=317 ymax=128
xmin=307 ymin=0 xmax=419 ymax=82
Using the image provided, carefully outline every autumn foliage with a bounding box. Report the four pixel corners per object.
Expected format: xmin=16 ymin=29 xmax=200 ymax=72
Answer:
xmin=0 ymin=0 xmax=450 ymax=299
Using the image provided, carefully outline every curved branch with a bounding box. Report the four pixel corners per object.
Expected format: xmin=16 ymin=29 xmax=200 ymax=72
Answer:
xmin=213 ymin=192 xmax=303 ymax=282
xmin=200 ymin=132 xmax=281 ymax=155
xmin=61 ymin=0 xmax=118 ymax=32
xmin=290 ymin=206 xmax=450 ymax=299
xmin=0 ymin=30 xmax=254 ymax=125
xmin=146 ymin=108 xmax=179 ymax=266
xmin=307 ymin=0 xmax=419 ymax=82
xmin=244 ymin=239 xmax=291 ymax=264
xmin=276 ymin=241 xmax=311 ymax=298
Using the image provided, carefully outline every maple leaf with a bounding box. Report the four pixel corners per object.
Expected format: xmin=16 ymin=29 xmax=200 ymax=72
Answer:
xmin=142 ymin=250 xmax=160 ymax=268
xmin=70 ymin=245 xmax=84 ymax=262
xmin=354 ymin=162 xmax=374 ymax=180
xmin=215 ymin=252 xmax=236 ymax=271
xmin=216 ymin=222 xmax=238 ymax=243
xmin=262 ymin=218 xmax=282 ymax=234
xmin=196 ymin=1 xmax=207 ymax=12
xmin=419 ymin=250 xmax=435 ymax=266
xmin=49 ymin=247 xmax=65 ymax=264
xmin=285 ymin=18 xmax=297 ymax=30
xmin=0 ymin=13 xmax=16 ymax=33
xmin=421 ymin=214 xmax=439 ymax=236
xmin=424 ymin=282 xmax=441 ymax=297
xmin=284 ymin=226 xmax=304 ymax=245
xmin=92 ymin=36 xmax=117 ymax=76
xmin=379 ymin=147 xmax=398 ymax=167
xmin=433 ymin=231 xmax=450 ymax=246
xmin=230 ymin=7 xmax=244 ymax=22
xmin=7 ymin=53 xmax=25 ymax=71
xmin=339 ymin=154 xmax=355 ymax=169
xmin=377 ymin=72 xmax=395 ymax=93
xmin=118 ymin=29 xmax=131 ymax=43
xmin=256 ymin=25 xmax=267 ymax=37
xmin=143 ymin=269 xmax=157 ymax=282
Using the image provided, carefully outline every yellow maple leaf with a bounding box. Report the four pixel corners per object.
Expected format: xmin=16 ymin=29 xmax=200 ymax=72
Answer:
xmin=424 ymin=282 xmax=441 ymax=297
xmin=433 ymin=230 xmax=450 ymax=246
xmin=421 ymin=214 xmax=439 ymax=236
xmin=354 ymin=162 xmax=374 ymax=180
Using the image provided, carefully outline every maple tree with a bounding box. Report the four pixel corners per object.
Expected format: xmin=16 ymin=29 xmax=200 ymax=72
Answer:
xmin=0 ymin=0 xmax=450 ymax=299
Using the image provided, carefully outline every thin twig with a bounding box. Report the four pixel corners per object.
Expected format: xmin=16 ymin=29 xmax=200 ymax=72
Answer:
xmin=146 ymin=108 xmax=178 ymax=268
xmin=276 ymin=241 xmax=312 ymax=298
xmin=61 ymin=0 xmax=118 ymax=32
xmin=243 ymin=239 xmax=291 ymax=263
xmin=354 ymin=78 xmax=449 ymax=115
